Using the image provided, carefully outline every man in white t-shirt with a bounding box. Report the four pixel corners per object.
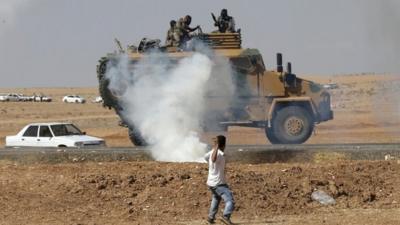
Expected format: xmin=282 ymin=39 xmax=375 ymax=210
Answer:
xmin=204 ymin=135 xmax=235 ymax=225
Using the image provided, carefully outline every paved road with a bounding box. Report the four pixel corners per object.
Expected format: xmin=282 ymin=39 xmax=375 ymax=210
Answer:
xmin=0 ymin=143 xmax=399 ymax=164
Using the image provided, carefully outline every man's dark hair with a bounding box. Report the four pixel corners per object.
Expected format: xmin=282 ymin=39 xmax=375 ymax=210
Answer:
xmin=216 ymin=135 xmax=226 ymax=148
xmin=170 ymin=20 xmax=176 ymax=27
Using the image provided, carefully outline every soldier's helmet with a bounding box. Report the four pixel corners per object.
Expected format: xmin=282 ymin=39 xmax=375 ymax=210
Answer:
xmin=170 ymin=20 xmax=176 ymax=27
xmin=184 ymin=15 xmax=192 ymax=25
xmin=221 ymin=9 xmax=228 ymax=17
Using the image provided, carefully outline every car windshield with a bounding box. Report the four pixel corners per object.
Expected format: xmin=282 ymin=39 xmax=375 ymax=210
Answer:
xmin=51 ymin=124 xmax=83 ymax=136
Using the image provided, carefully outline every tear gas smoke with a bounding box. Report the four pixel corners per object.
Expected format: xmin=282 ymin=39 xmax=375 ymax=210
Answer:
xmin=106 ymin=49 xmax=234 ymax=162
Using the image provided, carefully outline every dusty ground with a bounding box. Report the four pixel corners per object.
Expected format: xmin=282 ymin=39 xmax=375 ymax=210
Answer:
xmin=0 ymin=74 xmax=400 ymax=224
xmin=0 ymin=161 xmax=399 ymax=225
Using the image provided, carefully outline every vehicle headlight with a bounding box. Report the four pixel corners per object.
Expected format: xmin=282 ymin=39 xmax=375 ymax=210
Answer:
xmin=74 ymin=142 xmax=84 ymax=147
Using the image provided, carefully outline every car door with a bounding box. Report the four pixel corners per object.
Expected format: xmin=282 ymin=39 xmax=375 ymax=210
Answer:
xmin=10 ymin=94 xmax=19 ymax=101
xmin=37 ymin=125 xmax=54 ymax=147
xmin=20 ymin=125 xmax=39 ymax=147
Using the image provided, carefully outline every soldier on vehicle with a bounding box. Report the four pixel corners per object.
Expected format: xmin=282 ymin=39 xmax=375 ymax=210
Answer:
xmin=213 ymin=9 xmax=236 ymax=33
xmin=179 ymin=15 xmax=200 ymax=47
xmin=165 ymin=20 xmax=180 ymax=47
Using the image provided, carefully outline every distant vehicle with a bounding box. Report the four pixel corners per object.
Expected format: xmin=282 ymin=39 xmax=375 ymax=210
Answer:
xmin=0 ymin=93 xmax=21 ymax=102
xmin=0 ymin=93 xmax=9 ymax=101
xmin=322 ymin=83 xmax=339 ymax=90
xmin=33 ymin=94 xmax=52 ymax=102
xmin=5 ymin=122 xmax=105 ymax=148
xmin=62 ymin=95 xmax=85 ymax=103
xmin=92 ymin=96 xmax=103 ymax=103
xmin=18 ymin=94 xmax=34 ymax=102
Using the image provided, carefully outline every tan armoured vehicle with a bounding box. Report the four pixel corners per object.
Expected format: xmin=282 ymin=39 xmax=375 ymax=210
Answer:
xmin=97 ymin=32 xmax=333 ymax=145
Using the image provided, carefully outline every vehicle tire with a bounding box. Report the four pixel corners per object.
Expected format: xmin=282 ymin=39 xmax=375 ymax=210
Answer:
xmin=265 ymin=127 xmax=280 ymax=144
xmin=75 ymin=100 xmax=79 ymax=103
xmin=267 ymin=106 xmax=314 ymax=144
xmin=128 ymin=128 xmax=147 ymax=146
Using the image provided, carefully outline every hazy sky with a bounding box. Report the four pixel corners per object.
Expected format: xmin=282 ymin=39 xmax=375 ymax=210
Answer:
xmin=0 ymin=0 xmax=399 ymax=87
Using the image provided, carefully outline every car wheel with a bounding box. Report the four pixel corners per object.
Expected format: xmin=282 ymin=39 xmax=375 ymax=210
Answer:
xmin=267 ymin=106 xmax=314 ymax=144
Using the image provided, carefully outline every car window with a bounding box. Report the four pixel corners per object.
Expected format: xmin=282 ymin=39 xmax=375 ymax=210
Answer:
xmin=39 ymin=126 xmax=53 ymax=137
xmin=51 ymin=124 xmax=82 ymax=136
xmin=23 ymin=126 xmax=38 ymax=137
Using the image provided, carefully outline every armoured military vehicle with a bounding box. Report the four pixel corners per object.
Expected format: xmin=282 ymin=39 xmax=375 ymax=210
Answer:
xmin=97 ymin=32 xmax=333 ymax=145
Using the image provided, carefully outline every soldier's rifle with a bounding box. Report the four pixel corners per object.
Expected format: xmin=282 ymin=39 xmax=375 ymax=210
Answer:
xmin=211 ymin=12 xmax=219 ymax=27
xmin=114 ymin=38 xmax=125 ymax=53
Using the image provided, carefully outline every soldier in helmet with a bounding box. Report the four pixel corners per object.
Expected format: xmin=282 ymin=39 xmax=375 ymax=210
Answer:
xmin=165 ymin=20 xmax=180 ymax=47
xmin=214 ymin=9 xmax=235 ymax=33
xmin=179 ymin=15 xmax=200 ymax=47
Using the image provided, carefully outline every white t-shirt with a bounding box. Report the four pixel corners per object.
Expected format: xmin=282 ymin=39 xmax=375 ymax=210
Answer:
xmin=204 ymin=149 xmax=226 ymax=187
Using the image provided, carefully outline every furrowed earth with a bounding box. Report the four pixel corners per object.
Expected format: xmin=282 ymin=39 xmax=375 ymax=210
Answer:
xmin=0 ymin=74 xmax=399 ymax=224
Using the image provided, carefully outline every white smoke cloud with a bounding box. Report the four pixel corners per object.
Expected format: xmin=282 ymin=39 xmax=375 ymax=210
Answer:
xmin=105 ymin=49 xmax=234 ymax=162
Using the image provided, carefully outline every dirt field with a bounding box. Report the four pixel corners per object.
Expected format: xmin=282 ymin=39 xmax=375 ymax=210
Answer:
xmin=0 ymin=74 xmax=400 ymax=224
xmin=0 ymin=161 xmax=399 ymax=225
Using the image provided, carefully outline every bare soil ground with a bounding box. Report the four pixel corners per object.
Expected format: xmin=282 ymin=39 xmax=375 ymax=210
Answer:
xmin=0 ymin=161 xmax=399 ymax=225
xmin=0 ymin=74 xmax=400 ymax=224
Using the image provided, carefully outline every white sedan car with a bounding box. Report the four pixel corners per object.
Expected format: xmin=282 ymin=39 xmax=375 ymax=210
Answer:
xmin=6 ymin=123 xmax=105 ymax=148
xmin=0 ymin=93 xmax=21 ymax=102
xmin=62 ymin=95 xmax=86 ymax=103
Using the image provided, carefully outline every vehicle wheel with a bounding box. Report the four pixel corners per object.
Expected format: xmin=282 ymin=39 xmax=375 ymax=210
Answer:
xmin=265 ymin=127 xmax=280 ymax=144
xmin=128 ymin=128 xmax=147 ymax=146
xmin=267 ymin=106 xmax=314 ymax=144
xmin=75 ymin=100 xmax=79 ymax=103
xmin=63 ymin=99 xmax=67 ymax=103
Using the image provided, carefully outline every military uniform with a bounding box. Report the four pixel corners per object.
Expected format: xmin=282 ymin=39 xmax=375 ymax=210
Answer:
xmin=165 ymin=20 xmax=181 ymax=47
xmin=165 ymin=27 xmax=181 ymax=47
xmin=179 ymin=15 xmax=200 ymax=47
xmin=217 ymin=16 xmax=235 ymax=33
xmin=215 ymin=9 xmax=236 ymax=33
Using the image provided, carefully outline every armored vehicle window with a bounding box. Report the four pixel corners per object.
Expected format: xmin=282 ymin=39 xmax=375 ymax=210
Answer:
xmin=39 ymin=126 xmax=53 ymax=137
xmin=23 ymin=126 xmax=38 ymax=137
